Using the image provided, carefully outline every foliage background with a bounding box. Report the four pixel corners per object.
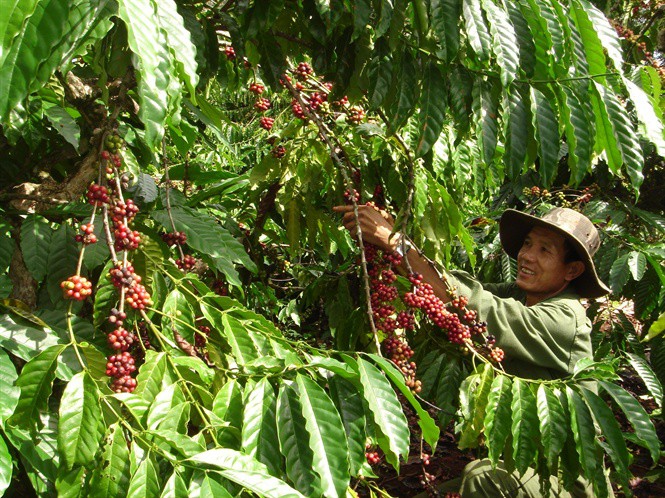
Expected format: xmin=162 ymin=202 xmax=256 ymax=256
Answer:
xmin=0 ymin=0 xmax=664 ymax=497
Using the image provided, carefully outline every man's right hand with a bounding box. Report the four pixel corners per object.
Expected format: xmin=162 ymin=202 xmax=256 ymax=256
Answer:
xmin=332 ymin=204 xmax=400 ymax=252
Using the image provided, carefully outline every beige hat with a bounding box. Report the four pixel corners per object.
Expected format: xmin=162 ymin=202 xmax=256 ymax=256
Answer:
xmin=499 ymin=207 xmax=611 ymax=299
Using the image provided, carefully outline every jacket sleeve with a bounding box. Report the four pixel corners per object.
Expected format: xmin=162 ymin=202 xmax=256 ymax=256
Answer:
xmin=447 ymin=270 xmax=589 ymax=375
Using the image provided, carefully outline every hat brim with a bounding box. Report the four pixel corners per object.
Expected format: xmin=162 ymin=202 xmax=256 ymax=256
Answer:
xmin=499 ymin=209 xmax=610 ymax=299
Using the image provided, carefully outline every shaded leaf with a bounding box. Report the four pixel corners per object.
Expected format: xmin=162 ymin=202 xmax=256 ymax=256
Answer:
xmin=625 ymin=352 xmax=663 ymax=409
xmin=537 ymin=385 xmax=568 ymax=470
xmin=415 ymin=63 xmax=446 ymax=158
xmin=462 ymin=0 xmax=491 ymax=61
xmin=20 ymin=214 xmax=52 ymax=282
xmin=0 ymin=348 xmax=19 ymax=427
xmin=484 ymin=374 xmax=513 ymax=465
xmin=511 ymin=378 xmax=539 ymax=475
xmin=328 ymin=375 xmax=366 ymax=476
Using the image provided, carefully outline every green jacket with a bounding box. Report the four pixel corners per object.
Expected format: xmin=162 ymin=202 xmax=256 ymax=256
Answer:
xmin=446 ymin=270 xmax=593 ymax=380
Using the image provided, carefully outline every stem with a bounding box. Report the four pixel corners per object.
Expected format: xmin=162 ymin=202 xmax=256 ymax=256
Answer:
xmin=139 ymin=309 xmax=220 ymax=445
xmin=282 ymin=75 xmax=382 ymax=354
xmin=65 ymin=304 xmax=88 ymax=370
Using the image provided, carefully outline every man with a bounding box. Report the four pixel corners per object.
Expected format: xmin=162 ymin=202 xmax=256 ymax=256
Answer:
xmin=334 ymin=204 xmax=611 ymax=496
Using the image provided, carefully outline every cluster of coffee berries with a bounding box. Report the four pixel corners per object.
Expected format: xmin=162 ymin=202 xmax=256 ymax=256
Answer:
xmin=161 ymin=231 xmax=187 ymax=246
xmin=260 ymin=116 xmax=275 ymax=131
xmin=176 ymin=254 xmax=197 ymax=271
xmin=106 ymin=351 xmax=137 ymax=393
xmin=295 ymin=62 xmax=313 ymax=80
xmin=249 ymin=82 xmax=265 ymax=94
xmin=60 ymin=275 xmax=93 ymax=301
xmin=343 ymin=188 xmax=361 ymax=204
xmin=254 ymin=97 xmax=271 ymax=111
xmin=87 ymin=184 xmax=110 ymax=205
xmin=75 ymin=223 xmax=97 ymax=245
xmin=404 ymin=274 xmax=503 ymax=363
xmin=365 ymin=443 xmax=381 ymax=465
xmin=522 ymin=185 xmax=550 ymax=198
xmin=365 ymin=242 xmax=424 ymax=393
xmin=110 ymin=262 xmax=152 ymax=310
xmin=271 ymin=145 xmax=286 ymax=158
xmin=346 ymin=106 xmax=365 ymax=125
xmin=577 ymin=186 xmax=594 ymax=204
xmin=224 ymin=45 xmax=236 ymax=60
xmin=113 ymin=223 xmax=141 ymax=251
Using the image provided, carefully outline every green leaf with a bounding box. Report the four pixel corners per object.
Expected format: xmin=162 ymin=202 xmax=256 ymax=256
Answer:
xmin=644 ymin=311 xmax=665 ymax=342
xmin=355 ymin=357 xmax=409 ymax=470
xmin=505 ymin=2 xmax=535 ymax=78
xmin=0 ymin=1 xmax=40 ymax=67
xmin=568 ymin=0 xmax=606 ymax=78
xmin=146 ymin=383 xmax=186 ymax=430
xmin=154 ymin=0 xmax=198 ymax=99
xmin=625 ymin=352 xmax=663 ymax=409
xmin=134 ymin=351 xmax=169 ymax=402
xmin=328 ymin=375 xmax=366 ymax=476
xmin=241 ymin=377 xmax=281 ymax=476
xmin=152 ymin=207 xmax=256 ymax=285
xmin=46 ymin=224 xmax=79 ymax=304
xmin=147 ymin=430 xmax=205 ymax=459
xmin=162 ymin=289 xmax=196 ymax=344
xmin=530 ymin=87 xmax=559 ymax=187
xmin=11 ymin=344 xmax=65 ymax=428
xmin=219 ymin=313 xmax=265 ymax=365
xmin=88 ymin=423 xmax=131 ymax=498
xmin=43 ymin=104 xmax=80 ymax=150
xmin=558 ymin=83 xmax=593 ymax=185
xmin=0 ymin=348 xmax=19 ymax=427
xmin=93 ymin=261 xmax=116 ymax=329
xmin=387 ymin=49 xmax=419 ymax=133
xmin=0 ymin=314 xmax=63 ymax=361
xmin=117 ymin=0 xmax=174 ymax=149
xmin=127 ymin=455 xmax=160 ymax=498
xmin=160 ymin=471 xmax=188 ymax=498
xmin=504 ymin=87 xmax=530 ymax=179
xmin=430 ymin=0 xmax=461 ymax=62
xmin=414 ymin=63 xmax=447 ymax=158
xmin=575 ymin=0 xmax=622 ymax=71
xmin=188 ymin=448 xmax=305 ymax=498
xmin=212 ymin=379 xmax=243 ymax=447
xmin=20 ymin=214 xmax=53 ymax=282
xmin=366 ymin=42 xmax=393 ymax=110
xmin=566 ymin=387 xmax=602 ymax=492
xmin=368 ymin=354 xmax=439 ymax=452
xmin=536 ymin=385 xmax=568 ymax=471
xmin=276 ymin=383 xmax=322 ymax=496
xmin=188 ymin=471 xmax=234 ymax=498
xmin=622 ymin=76 xmax=665 ymax=157
xmin=295 ymin=374 xmax=350 ymax=498
xmin=473 ymin=79 xmax=501 ymax=169
xmin=511 ymin=379 xmax=539 ymax=476
xmin=482 ymin=0 xmax=519 ymax=87
xmin=58 ymin=371 xmax=102 ymax=469
xmin=55 ymin=466 xmax=85 ymax=498
xmin=433 ymin=355 xmax=464 ymax=429
xmin=462 ymin=0 xmax=491 ymax=61
xmin=0 ymin=435 xmax=11 ymax=496
xmin=0 ymin=0 xmax=113 ymax=123
xmin=626 ymin=251 xmax=647 ymax=282
xmin=459 ymin=364 xmax=494 ymax=449
xmin=578 ymin=387 xmax=631 ymax=491
xmin=448 ymin=66 xmax=473 ymax=135
xmin=82 ymin=217 xmax=110 ymax=271
xmin=609 ymin=253 xmax=630 ymax=294
xmin=484 ymin=374 xmax=513 ymax=466
xmin=593 ymin=82 xmax=644 ymax=193
xmin=516 ymin=0 xmax=554 ymax=79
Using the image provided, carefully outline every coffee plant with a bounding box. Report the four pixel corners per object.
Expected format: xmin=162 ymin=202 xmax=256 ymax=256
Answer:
xmin=0 ymin=1 xmax=664 ymax=497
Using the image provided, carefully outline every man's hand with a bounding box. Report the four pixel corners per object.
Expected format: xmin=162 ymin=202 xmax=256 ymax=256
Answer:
xmin=332 ymin=204 xmax=399 ymax=252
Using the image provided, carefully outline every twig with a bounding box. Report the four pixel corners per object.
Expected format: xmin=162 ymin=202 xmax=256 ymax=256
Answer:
xmin=282 ymin=75 xmax=382 ymax=355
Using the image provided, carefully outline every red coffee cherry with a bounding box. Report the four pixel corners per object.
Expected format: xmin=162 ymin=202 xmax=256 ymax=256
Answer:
xmin=60 ymin=275 xmax=92 ymax=301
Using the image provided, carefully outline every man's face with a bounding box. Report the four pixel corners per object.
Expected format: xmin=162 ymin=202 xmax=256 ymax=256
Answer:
xmin=516 ymin=226 xmax=582 ymax=305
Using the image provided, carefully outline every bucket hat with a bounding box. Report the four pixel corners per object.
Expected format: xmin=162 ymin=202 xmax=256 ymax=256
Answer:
xmin=499 ymin=207 xmax=611 ymax=299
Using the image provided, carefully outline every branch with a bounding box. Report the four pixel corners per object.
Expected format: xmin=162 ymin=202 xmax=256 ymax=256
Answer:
xmin=282 ymin=75 xmax=382 ymax=354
